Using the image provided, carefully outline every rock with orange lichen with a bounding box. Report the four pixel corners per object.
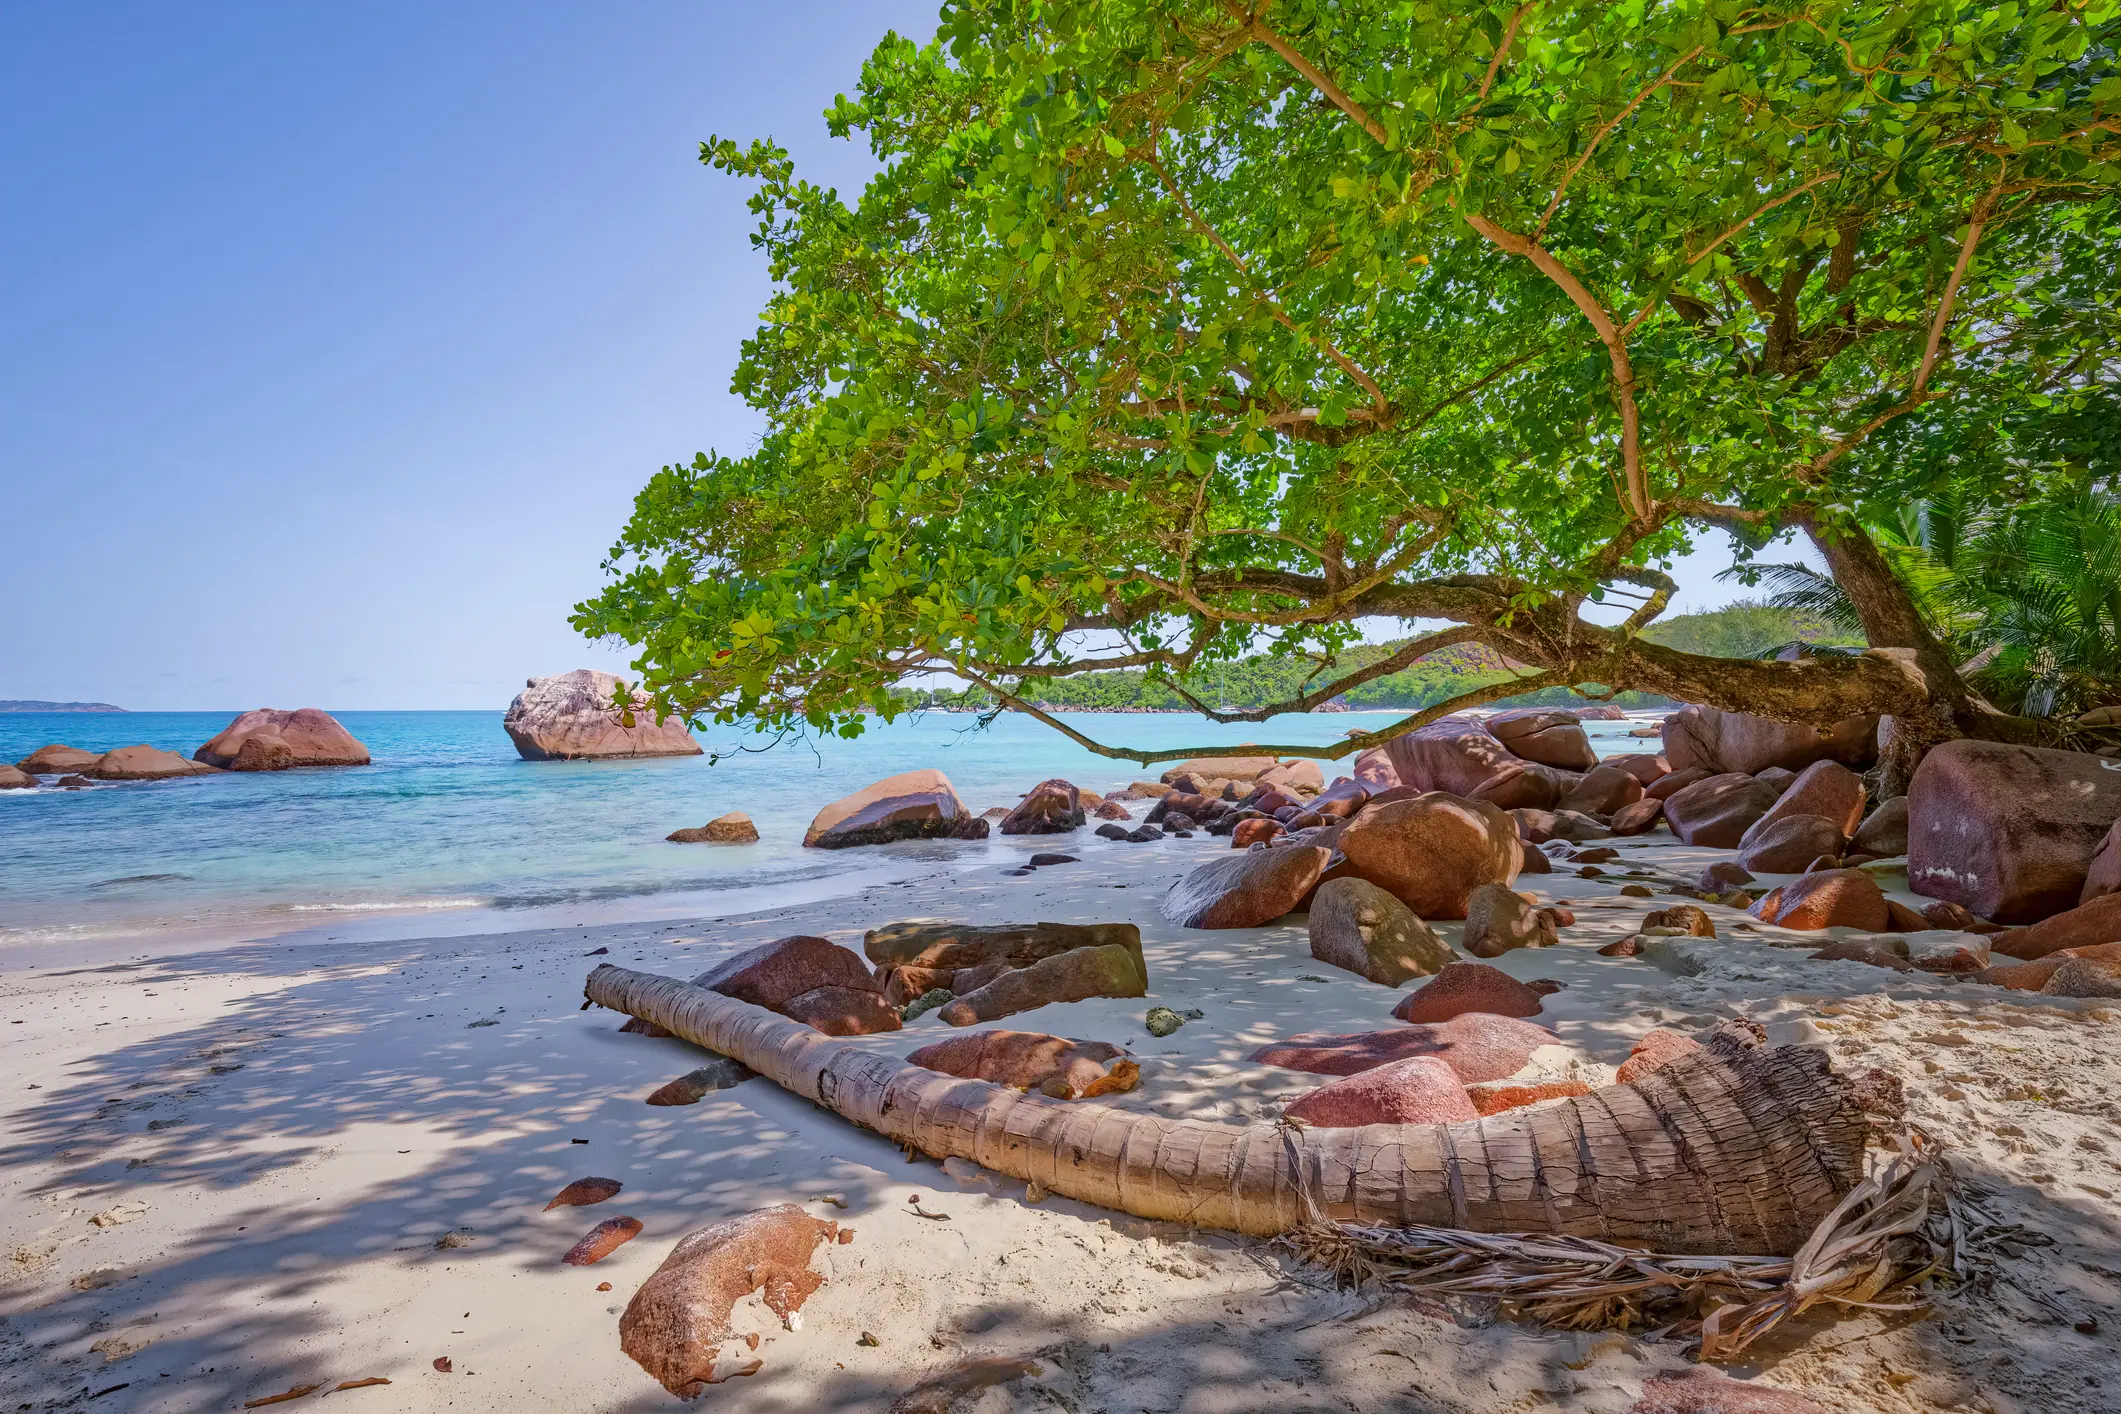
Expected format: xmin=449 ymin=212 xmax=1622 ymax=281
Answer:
xmin=1616 ymin=1029 xmax=1702 ymax=1085
xmin=1464 ymin=1078 xmax=1591 ymax=1116
xmin=619 ymin=1204 xmax=840 ymax=1398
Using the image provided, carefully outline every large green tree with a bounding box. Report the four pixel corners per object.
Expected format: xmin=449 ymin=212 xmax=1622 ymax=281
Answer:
xmin=579 ymin=0 xmax=2121 ymax=786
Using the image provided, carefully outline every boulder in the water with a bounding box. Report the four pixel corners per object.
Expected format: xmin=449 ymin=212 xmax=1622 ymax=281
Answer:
xmin=803 ymin=768 xmax=988 ymax=848
xmin=503 ymin=670 xmax=702 ymax=761
xmin=15 ymin=743 xmax=102 ymax=775
xmin=999 ymin=779 xmax=1085 ymax=835
xmin=195 ymin=708 xmax=370 ymax=769
xmin=88 ymin=745 xmax=219 ymax=781
xmin=668 ymin=812 xmax=760 ymax=844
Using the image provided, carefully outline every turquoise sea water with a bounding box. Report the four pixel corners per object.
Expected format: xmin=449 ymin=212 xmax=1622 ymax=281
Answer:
xmin=0 ymin=708 xmax=1652 ymax=948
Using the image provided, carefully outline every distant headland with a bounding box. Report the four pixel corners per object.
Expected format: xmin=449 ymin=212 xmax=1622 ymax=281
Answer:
xmin=0 ymin=700 xmax=128 ymax=712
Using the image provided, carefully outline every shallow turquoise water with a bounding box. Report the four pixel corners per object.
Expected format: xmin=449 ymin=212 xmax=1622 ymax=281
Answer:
xmin=0 ymin=708 xmax=1650 ymax=946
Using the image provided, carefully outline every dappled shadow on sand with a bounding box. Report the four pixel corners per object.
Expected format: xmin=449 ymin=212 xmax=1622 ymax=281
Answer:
xmin=4 ymin=834 xmax=2116 ymax=1411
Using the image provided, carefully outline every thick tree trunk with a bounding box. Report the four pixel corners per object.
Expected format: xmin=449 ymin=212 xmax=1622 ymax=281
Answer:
xmin=1792 ymin=508 xmax=2032 ymax=791
xmin=585 ymin=965 xmax=1869 ymax=1256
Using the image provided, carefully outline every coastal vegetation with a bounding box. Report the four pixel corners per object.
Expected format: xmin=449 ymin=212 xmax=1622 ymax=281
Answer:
xmin=579 ymin=0 xmax=2121 ymax=785
xmin=892 ymin=601 xmax=1852 ymax=712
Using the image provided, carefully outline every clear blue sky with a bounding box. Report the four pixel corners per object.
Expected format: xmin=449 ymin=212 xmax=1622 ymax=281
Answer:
xmin=1 ymin=3 xmax=1800 ymax=711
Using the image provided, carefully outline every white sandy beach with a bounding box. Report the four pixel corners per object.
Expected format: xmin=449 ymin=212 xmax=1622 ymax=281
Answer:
xmin=4 ymin=830 xmax=2119 ymax=1413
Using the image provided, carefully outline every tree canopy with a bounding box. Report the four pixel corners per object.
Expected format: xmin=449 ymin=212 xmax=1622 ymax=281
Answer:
xmin=578 ymin=0 xmax=2121 ymax=773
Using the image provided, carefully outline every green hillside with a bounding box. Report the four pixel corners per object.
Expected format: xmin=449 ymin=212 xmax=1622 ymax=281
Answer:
xmin=896 ymin=601 xmax=1864 ymax=715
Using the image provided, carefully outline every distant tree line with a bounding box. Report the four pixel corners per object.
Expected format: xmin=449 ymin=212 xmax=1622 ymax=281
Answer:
xmin=894 ymin=603 xmax=1858 ymax=713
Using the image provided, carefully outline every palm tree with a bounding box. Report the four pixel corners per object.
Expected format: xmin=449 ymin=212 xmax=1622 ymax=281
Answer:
xmin=1728 ymin=485 xmax=2121 ymax=719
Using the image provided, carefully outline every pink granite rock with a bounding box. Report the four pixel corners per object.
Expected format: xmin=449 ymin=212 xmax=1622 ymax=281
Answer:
xmin=1248 ymin=1012 xmax=1555 ymax=1082
xmin=804 ymin=769 xmax=988 ymax=848
xmin=1282 ymin=1055 xmax=1478 ymax=1128
xmin=1390 ymin=961 xmax=1545 ymax=1023
xmin=196 ymin=708 xmax=370 ymax=769
xmin=504 ymin=670 xmax=702 ymax=761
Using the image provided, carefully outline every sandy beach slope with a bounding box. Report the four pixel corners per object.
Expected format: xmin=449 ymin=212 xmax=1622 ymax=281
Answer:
xmin=4 ymin=831 xmax=2118 ymax=1412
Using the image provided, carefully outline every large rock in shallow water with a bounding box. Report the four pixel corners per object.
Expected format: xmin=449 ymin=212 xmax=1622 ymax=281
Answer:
xmin=1381 ymin=719 xmax=1518 ymax=796
xmin=1662 ymin=772 xmax=1781 ymax=848
xmin=15 ymin=744 xmax=102 ymax=775
xmin=195 ymin=708 xmax=369 ymax=769
xmin=1307 ymin=877 xmax=1452 ymax=984
xmin=1249 ymin=1011 xmax=1555 ymax=1082
xmin=691 ymin=935 xmax=899 ymax=1035
xmin=1908 ymin=740 xmax=2121 ymax=924
xmin=1161 ymin=845 xmax=1331 ymax=928
xmin=1335 ymin=792 xmax=1519 ymax=919
xmin=804 ymin=768 xmax=988 ymax=848
xmin=0 ymin=766 xmax=35 ymax=790
xmin=503 ymin=670 xmax=702 ymax=761
xmin=1661 ymin=704 xmax=1877 ymax=776
xmin=998 ymin=778 xmax=1084 ymax=835
xmin=88 ymin=745 xmax=218 ymax=781
xmin=668 ymin=812 xmax=759 ymax=844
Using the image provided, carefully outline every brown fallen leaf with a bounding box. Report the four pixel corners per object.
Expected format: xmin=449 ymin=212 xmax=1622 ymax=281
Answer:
xmin=332 ymin=1378 xmax=391 ymax=1391
xmin=242 ymin=1384 xmax=321 ymax=1408
xmin=431 ymin=1358 xmax=452 ymax=1373
xmin=544 ymin=1177 xmax=622 ymax=1211
xmin=596 ymin=1281 xmax=612 ymax=1291
xmin=563 ymin=1216 xmax=643 ymax=1266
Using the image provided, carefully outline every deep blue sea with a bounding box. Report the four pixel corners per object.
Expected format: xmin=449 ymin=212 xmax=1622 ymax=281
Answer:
xmin=0 ymin=708 xmax=1652 ymax=949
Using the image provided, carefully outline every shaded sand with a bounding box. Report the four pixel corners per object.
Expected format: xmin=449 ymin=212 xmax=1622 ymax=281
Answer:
xmin=3 ymin=831 xmax=2118 ymax=1412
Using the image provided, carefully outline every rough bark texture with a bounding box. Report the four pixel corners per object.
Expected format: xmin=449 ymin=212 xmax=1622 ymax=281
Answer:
xmin=583 ymin=965 xmax=1867 ymax=1256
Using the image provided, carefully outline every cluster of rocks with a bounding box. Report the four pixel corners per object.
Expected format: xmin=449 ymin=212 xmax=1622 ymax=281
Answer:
xmin=863 ymin=920 xmax=1147 ymax=1026
xmin=4 ymin=708 xmax=371 ymax=789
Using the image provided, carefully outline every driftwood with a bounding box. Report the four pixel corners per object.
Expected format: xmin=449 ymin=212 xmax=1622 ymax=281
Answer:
xmin=583 ymin=964 xmax=1871 ymax=1255
xmin=1288 ymin=1136 xmax=1951 ymax=1357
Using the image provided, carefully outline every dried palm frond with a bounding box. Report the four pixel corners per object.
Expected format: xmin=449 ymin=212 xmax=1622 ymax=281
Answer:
xmin=1281 ymin=1134 xmax=1953 ymax=1360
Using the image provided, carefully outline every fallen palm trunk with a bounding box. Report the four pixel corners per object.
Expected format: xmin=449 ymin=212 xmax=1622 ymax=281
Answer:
xmin=583 ymin=964 xmax=1869 ymax=1255
xmin=1288 ymin=1136 xmax=1951 ymax=1357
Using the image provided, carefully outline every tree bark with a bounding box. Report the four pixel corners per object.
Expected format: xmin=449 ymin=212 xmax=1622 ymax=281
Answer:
xmin=1792 ymin=507 xmax=2006 ymax=791
xmin=585 ymin=965 xmax=1869 ymax=1257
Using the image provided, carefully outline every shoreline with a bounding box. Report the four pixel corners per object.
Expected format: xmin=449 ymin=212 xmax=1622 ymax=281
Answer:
xmin=3 ymin=826 xmax=2116 ymax=1412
